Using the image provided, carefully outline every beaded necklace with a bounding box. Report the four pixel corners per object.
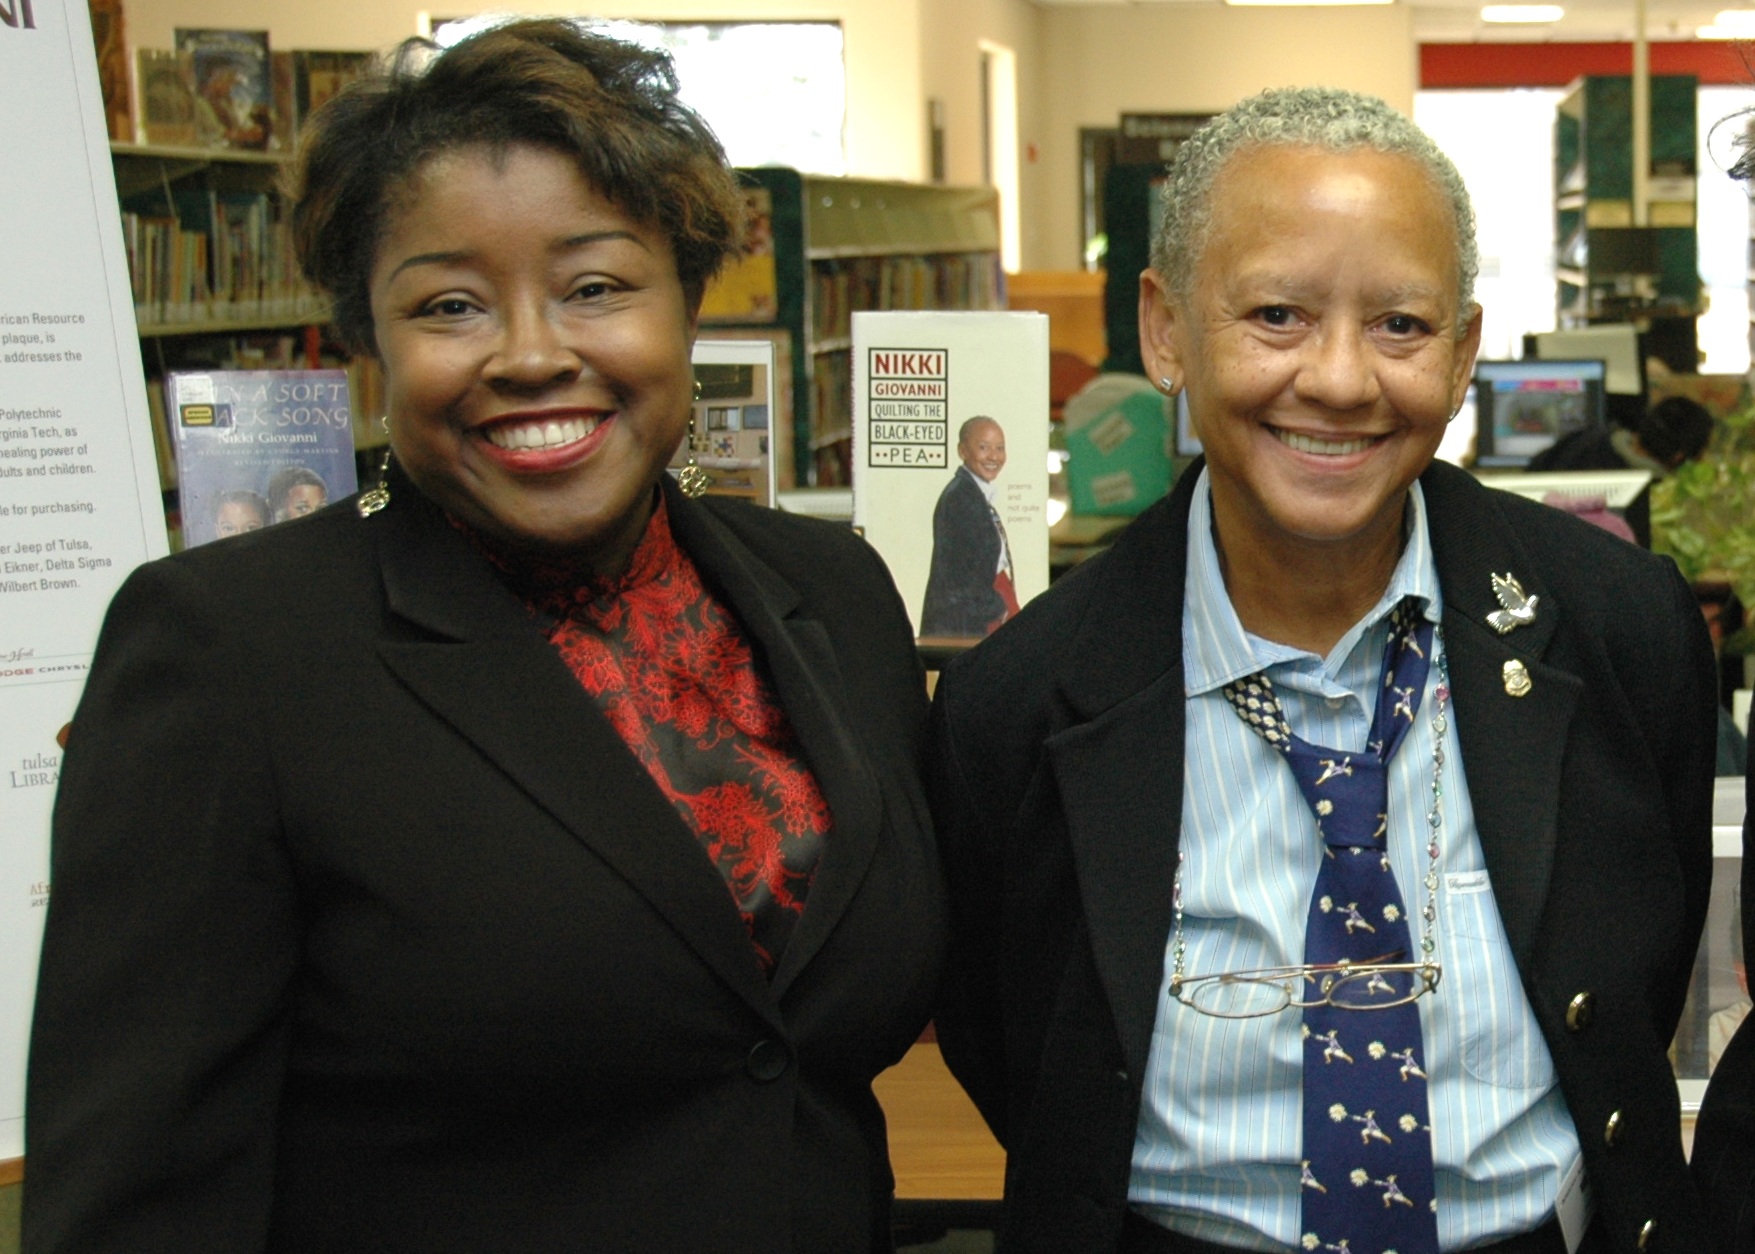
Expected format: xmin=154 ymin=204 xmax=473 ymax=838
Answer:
xmin=1168 ymin=647 xmax=1452 ymax=995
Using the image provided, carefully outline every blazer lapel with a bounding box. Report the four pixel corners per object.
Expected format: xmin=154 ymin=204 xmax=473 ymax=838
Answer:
xmin=1422 ymin=463 xmax=1582 ymax=966
xmin=1046 ymin=472 xmax=1196 ymax=1078
xmin=663 ymin=485 xmax=886 ymax=1000
xmin=368 ymin=489 xmax=780 ymax=1024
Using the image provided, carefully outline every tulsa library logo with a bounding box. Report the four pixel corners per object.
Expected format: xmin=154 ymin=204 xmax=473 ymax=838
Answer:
xmin=0 ymin=0 xmax=36 ymax=29
xmin=10 ymin=752 xmax=57 ymax=789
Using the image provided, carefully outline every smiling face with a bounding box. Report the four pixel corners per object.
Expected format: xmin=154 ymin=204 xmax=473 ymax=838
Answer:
xmin=959 ymin=419 xmax=1007 ymax=482
xmin=1141 ymin=144 xmax=1481 ymax=576
xmin=369 ymin=143 xmax=698 ymax=566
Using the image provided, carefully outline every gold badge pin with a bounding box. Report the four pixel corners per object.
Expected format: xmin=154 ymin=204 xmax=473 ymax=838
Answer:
xmin=1502 ymin=658 xmax=1533 ymax=697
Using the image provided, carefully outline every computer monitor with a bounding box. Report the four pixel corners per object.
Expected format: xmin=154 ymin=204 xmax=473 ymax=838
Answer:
xmin=1473 ymin=468 xmax=1653 ymax=509
xmin=1531 ymin=324 xmax=1643 ymax=397
xmin=1473 ymin=358 xmax=1608 ymax=469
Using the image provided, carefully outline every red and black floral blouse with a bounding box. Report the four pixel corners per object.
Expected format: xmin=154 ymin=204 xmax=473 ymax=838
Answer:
xmin=468 ymin=499 xmax=829 ymax=977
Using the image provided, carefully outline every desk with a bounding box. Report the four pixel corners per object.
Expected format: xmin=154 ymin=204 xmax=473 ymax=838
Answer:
xmin=874 ymin=1041 xmax=1005 ymax=1201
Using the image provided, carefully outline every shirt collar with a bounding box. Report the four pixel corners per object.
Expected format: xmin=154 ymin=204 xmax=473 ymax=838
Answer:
xmin=962 ymin=464 xmax=998 ymax=502
xmin=1182 ymin=469 xmax=1443 ymax=697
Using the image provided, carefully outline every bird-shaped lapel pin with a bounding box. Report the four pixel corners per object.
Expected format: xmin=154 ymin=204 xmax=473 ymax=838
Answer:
xmin=1487 ymin=572 xmax=1538 ymax=635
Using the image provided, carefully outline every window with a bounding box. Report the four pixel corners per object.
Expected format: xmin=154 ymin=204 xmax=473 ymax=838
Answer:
xmin=432 ymin=17 xmax=847 ymax=175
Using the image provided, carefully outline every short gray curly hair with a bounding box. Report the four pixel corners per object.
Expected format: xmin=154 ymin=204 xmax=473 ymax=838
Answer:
xmin=1150 ymin=86 xmax=1479 ymax=331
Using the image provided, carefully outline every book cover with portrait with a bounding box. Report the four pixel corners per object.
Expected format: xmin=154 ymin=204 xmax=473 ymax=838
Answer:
xmin=851 ymin=310 xmax=1049 ymax=642
xmin=173 ymin=27 xmax=272 ymax=150
xmin=167 ymin=369 xmax=357 ymax=549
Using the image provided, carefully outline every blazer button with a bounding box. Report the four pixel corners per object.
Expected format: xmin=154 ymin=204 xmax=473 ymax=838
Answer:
xmin=1566 ymin=991 xmax=1596 ymax=1032
xmin=1637 ymin=1219 xmax=1655 ymax=1251
xmin=1604 ymin=1109 xmax=1624 ymax=1148
xmin=746 ymin=1039 xmax=788 ymax=1082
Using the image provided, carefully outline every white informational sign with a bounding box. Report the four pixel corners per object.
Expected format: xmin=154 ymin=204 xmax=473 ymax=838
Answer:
xmin=851 ymin=310 xmax=1049 ymax=641
xmin=0 ymin=0 xmax=167 ymax=1162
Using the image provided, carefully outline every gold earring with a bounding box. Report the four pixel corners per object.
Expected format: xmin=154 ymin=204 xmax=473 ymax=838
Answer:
xmin=676 ymin=405 xmax=710 ymax=499
xmin=357 ymin=427 xmax=393 ymax=517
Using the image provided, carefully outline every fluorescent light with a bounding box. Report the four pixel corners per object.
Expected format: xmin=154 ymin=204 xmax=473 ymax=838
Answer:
xmin=1481 ymin=4 xmax=1564 ymax=19
xmin=1700 ymin=10 xmax=1755 ymax=35
xmin=1226 ymin=0 xmax=1393 ymax=8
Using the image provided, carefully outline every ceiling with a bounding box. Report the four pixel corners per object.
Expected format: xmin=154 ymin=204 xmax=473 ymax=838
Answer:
xmin=1031 ymin=0 xmax=1755 ymax=51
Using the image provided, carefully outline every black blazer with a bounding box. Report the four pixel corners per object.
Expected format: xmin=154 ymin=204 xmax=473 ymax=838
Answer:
xmin=24 ymin=475 xmax=945 ymax=1254
xmin=921 ymin=467 xmax=1004 ymax=637
xmin=1692 ymin=752 xmax=1755 ymax=1252
xmin=929 ymin=459 xmax=1715 ymax=1253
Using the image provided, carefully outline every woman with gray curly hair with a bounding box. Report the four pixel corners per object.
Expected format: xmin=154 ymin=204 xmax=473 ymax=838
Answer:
xmin=930 ymin=85 xmax=1715 ymax=1254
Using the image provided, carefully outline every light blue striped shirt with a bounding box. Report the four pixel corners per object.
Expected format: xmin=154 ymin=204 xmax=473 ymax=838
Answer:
xmin=1129 ymin=472 xmax=1583 ymax=1251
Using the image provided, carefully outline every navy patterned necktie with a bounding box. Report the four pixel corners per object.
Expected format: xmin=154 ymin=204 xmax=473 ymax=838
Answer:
xmin=1222 ymin=599 xmax=1439 ymax=1254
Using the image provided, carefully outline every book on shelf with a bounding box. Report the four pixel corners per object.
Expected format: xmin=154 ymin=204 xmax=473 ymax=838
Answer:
xmin=268 ymin=51 xmax=296 ymax=153
xmin=174 ymin=28 xmax=272 ymax=150
xmin=144 ymin=376 xmax=177 ymax=492
xmin=120 ymin=188 xmax=321 ymax=327
xmin=293 ymin=50 xmax=373 ymax=131
xmin=810 ymin=349 xmax=851 ymax=440
xmin=699 ymin=185 xmax=778 ymax=324
xmin=143 ymin=332 xmax=337 ymax=492
xmin=88 ymin=0 xmax=132 ymax=141
xmin=136 ymin=49 xmax=197 ymax=146
xmin=851 ymin=310 xmax=1050 ymax=642
xmin=810 ymin=253 xmax=1001 ymax=343
xmin=121 ymin=210 xmax=209 ymax=325
xmin=345 ymin=355 xmax=386 ymax=452
xmin=166 ymin=369 xmax=358 ymax=548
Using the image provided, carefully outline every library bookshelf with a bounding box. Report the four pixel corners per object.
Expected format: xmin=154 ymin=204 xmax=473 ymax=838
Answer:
xmin=108 ymin=143 xmax=382 ymax=532
xmin=701 ymin=169 xmax=1002 ymax=489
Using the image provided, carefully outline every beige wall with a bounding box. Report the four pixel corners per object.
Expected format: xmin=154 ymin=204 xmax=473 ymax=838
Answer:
xmin=123 ymin=0 xmax=1422 ymax=270
xmin=121 ymin=0 xmax=928 ymax=181
xmin=919 ymin=0 xmax=1047 ymax=273
xmin=1032 ymin=3 xmax=1418 ymax=270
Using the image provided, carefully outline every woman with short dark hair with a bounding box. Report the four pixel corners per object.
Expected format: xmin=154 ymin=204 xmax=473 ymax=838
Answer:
xmin=25 ymin=22 xmax=943 ymax=1253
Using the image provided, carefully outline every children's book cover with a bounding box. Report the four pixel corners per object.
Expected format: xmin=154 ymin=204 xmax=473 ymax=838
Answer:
xmin=174 ymin=28 xmax=271 ymax=150
xmin=136 ymin=49 xmax=196 ymax=146
xmin=851 ymin=310 xmax=1049 ymax=641
xmin=167 ymin=369 xmax=357 ymax=548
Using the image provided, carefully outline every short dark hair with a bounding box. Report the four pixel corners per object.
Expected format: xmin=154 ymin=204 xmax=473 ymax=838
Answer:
xmin=289 ymin=19 xmax=745 ymax=355
xmin=1640 ymin=395 xmax=1715 ymax=466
